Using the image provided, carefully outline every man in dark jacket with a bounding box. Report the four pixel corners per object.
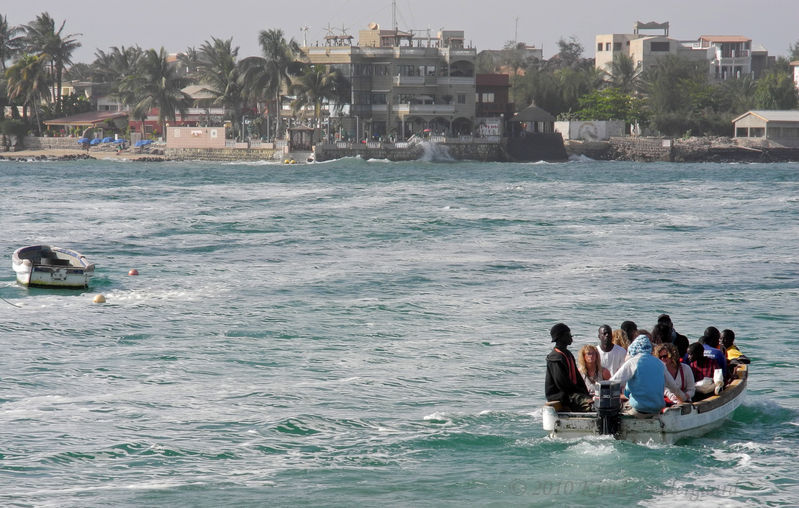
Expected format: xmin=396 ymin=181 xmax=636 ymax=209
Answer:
xmin=545 ymin=323 xmax=593 ymax=411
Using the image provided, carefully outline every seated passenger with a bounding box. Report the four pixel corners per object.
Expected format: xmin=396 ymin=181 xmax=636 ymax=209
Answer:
xmin=612 ymin=328 xmax=630 ymax=350
xmin=658 ymin=314 xmax=689 ymax=356
xmin=687 ymin=342 xmax=721 ymax=400
xmin=721 ymin=329 xmax=750 ymax=366
xmin=577 ymin=344 xmax=611 ymax=397
xmin=699 ymin=326 xmax=729 ymax=379
xmin=651 ymin=323 xmax=672 ymax=345
xmin=655 ymin=343 xmax=695 ymax=404
xmin=609 ymin=335 xmax=686 ymax=415
xmin=545 ymin=323 xmax=593 ymax=412
xmin=597 ymin=324 xmax=626 ymax=376
xmin=620 ymin=320 xmax=637 ymax=346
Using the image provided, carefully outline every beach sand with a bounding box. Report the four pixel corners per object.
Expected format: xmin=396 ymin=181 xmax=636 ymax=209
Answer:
xmin=0 ymin=148 xmax=167 ymax=161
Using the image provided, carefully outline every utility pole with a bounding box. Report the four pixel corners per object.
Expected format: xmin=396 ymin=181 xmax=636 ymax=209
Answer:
xmin=515 ymin=17 xmax=519 ymax=44
xmin=392 ymin=0 xmax=397 ymax=30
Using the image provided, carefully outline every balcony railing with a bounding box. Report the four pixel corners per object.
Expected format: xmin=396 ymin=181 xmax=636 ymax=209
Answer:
xmin=393 ymin=75 xmax=426 ymax=86
xmin=394 ymin=104 xmax=456 ymax=115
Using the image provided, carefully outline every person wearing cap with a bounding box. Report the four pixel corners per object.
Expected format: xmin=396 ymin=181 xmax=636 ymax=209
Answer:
xmin=545 ymin=323 xmax=593 ymax=412
xmin=609 ymin=335 xmax=686 ymax=415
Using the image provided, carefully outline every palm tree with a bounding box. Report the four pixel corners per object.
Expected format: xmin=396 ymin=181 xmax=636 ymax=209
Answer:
xmin=122 ymin=47 xmax=190 ymax=140
xmin=92 ymin=45 xmax=144 ymax=108
xmin=6 ymin=53 xmax=50 ymax=133
xmin=196 ymin=37 xmax=242 ymax=133
xmin=23 ymin=12 xmax=81 ymax=114
xmin=0 ymin=14 xmax=24 ymax=71
xmin=239 ymin=29 xmax=302 ymax=139
xmin=289 ymin=65 xmax=339 ymax=126
xmin=607 ymin=53 xmax=641 ymax=94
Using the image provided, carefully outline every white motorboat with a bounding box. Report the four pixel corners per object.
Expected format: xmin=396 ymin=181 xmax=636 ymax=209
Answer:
xmin=12 ymin=245 xmax=95 ymax=289
xmin=542 ymin=365 xmax=748 ymax=444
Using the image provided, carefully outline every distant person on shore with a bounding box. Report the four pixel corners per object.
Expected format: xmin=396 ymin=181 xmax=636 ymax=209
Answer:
xmin=597 ymin=324 xmax=626 ymax=376
xmin=721 ymin=329 xmax=750 ymax=366
xmin=545 ymin=323 xmax=593 ymax=412
xmin=609 ymin=335 xmax=686 ymax=415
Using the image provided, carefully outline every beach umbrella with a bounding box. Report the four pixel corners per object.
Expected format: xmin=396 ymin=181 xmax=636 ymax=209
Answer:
xmin=101 ymin=137 xmax=114 ymax=143
xmin=77 ymin=137 xmax=89 ymax=144
xmin=112 ymin=139 xmax=127 ymax=144
xmin=90 ymin=138 xmax=102 ymax=145
xmin=134 ymin=140 xmax=153 ymax=147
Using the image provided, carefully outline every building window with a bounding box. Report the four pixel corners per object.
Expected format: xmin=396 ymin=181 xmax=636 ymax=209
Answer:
xmin=597 ymin=42 xmax=603 ymax=51
xmin=605 ymin=42 xmax=612 ymax=51
xmin=650 ymin=41 xmax=670 ymax=52
xmin=481 ymin=92 xmax=495 ymax=103
xmin=371 ymin=93 xmax=387 ymax=105
xmin=750 ymin=127 xmax=764 ymax=137
xmin=613 ymin=42 xmax=622 ymax=51
xmin=457 ymin=94 xmax=466 ymax=104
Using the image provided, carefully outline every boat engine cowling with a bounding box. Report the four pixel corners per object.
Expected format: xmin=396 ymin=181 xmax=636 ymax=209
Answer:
xmin=596 ymin=380 xmax=621 ymax=436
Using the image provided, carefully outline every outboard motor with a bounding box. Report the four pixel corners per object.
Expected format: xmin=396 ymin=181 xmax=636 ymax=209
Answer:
xmin=596 ymin=380 xmax=621 ymax=436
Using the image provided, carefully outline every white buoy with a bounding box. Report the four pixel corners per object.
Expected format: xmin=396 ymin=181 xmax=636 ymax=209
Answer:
xmin=93 ymin=294 xmax=106 ymax=304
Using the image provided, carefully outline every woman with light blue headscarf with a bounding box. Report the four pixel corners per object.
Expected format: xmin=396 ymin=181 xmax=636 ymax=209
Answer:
xmin=609 ymin=335 xmax=687 ymax=414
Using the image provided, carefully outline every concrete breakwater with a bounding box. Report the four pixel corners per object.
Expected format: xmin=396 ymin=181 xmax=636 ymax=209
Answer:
xmin=566 ymin=137 xmax=799 ymax=163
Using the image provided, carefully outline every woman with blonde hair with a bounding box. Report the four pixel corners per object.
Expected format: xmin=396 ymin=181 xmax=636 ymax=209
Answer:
xmin=655 ymin=343 xmax=695 ymax=404
xmin=612 ymin=329 xmax=630 ymax=350
xmin=577 ymin=344 xmax=611 ymax=397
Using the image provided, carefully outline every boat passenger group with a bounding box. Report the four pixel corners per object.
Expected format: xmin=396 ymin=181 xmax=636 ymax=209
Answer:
xmin=545 ymin=314 xmax=750 ymax=416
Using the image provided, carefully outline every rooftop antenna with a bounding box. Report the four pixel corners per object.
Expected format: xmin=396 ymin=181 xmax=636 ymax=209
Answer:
xmin=300 ymin=25 xmax=309 ymax=47
xmin=392 ymin=0 xmax=397 ymax=31
xmin=515 ymin=17 xmax=519 ymax=44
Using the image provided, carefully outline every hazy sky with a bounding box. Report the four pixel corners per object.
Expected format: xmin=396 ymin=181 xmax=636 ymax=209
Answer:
xmin=4 ymin=0 xmax=798 ymax=63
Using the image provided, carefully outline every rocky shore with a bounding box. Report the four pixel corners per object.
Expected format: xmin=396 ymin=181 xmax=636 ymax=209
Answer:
xmin=0 ymin=149 xmax=167 ymax=162
xmin=565 ymin=137 xmax=799 ymax=163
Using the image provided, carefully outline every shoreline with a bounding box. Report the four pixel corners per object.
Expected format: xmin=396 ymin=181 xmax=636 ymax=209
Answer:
xmin=0 ymin=148 xmax=167 ymax=162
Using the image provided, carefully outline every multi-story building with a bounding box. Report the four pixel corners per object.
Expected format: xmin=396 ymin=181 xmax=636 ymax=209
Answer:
xmin=694 ymin=35 xmax=753 ymax=80
xmin=595 ymin=21 xmax=710 ymax=76
xmin=303 ymin=23 xmax=476 ymax=139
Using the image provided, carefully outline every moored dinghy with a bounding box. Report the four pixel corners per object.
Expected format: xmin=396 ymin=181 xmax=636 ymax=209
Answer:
xmin=12 ymin=245 xmax=95 ymax=289
xmin=542 ymin=365 xmax=748 ymax=444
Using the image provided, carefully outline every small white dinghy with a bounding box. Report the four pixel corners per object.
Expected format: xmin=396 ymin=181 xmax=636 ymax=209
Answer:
xmin=542 ymin=365 xmax=748 ymax=444
xmin=12 ymin=245 xmax=95 ymax=289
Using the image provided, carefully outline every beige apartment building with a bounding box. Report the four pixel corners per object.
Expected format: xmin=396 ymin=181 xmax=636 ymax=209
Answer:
xmin=302 ymin=23 xmax=477 ymax=139
xmin=595 ymin=21 xmax=710 ymax=76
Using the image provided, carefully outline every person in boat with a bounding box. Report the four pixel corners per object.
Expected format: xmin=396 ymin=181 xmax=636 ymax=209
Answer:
xmin=651 ymin=323 xmax=672 ymax=345
xmin=699 ymin=327 xmax=729 ymax=379
xmin=612 ymin=328 xmax=630 ymax=350
xmin=609 ymin=335 xmax=686 ymax=415
xmin=597 ymin=324 xmax=626 ymax=376
xmin=620 ymin=321 xmax=637 ymax=345
xmin=657 ymin=314 xmax=688 ymax=356
xmin=687 ymin=342 xmax=721 ymax=400
xmin=577 ymin=344 xmax=611 ymax=397
xmin=656 ymin=343 xmax=695 ymax=405
xmin=545 ymin=323 xmax=594 ymax=412
xmin=721 ymin=329 xmax=750 ymax=366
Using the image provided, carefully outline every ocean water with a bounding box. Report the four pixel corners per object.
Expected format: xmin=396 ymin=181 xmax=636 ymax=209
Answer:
xmin=0 ymin=157 xmax=797 ymax=507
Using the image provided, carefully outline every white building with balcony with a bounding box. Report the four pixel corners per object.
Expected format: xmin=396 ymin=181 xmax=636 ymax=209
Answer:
xmin=303 ymin=23 xmax=476 ymax=139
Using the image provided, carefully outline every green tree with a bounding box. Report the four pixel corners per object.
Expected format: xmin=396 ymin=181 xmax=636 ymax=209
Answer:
xmin=23 ymin=12 xmax=81 ymax=114
xmin=574 ymin=87 xmax=646 ymax=124
xmin=5 ymin=53 xmax=50 ymax=133
xmin=607 ymin=53 xmax=642 ymax=94
xmin=788 ymin=41 xmax=799 ymax=62
xmin=196 ymin=37 xmax=242 ymax=133
xmin=122 ymin=47 xmax=190 ymax=140
xmin=289 ymin=65 xmax=340 ymax=126
xmin=239 ymin=29 xmax=303 ymax=138
xmin=0 ymin=14 xmax=24 ymax=71
xmin=754 ymin=70 xmax=799 ymax=109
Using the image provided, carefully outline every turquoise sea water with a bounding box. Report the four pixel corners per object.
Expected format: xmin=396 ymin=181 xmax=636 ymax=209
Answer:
xmin=0 ymin=157 xmax=797 ymax=506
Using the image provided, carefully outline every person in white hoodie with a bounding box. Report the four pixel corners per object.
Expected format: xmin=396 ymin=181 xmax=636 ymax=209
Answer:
xmin=610 ymin=335 xmax=686 ymax=415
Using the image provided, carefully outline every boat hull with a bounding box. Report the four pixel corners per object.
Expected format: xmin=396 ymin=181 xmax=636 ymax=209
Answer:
xmin=12 ymin=245 xmax=95 ymax=289
xmin=543 ymin=366 xmax=747 ymax=444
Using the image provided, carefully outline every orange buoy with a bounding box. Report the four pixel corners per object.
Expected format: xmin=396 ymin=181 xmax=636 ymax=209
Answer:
xmin=128 ymin=269 xmax=139 ymax=276
xmin=93 ymin=294 xmax=106 ymax=304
